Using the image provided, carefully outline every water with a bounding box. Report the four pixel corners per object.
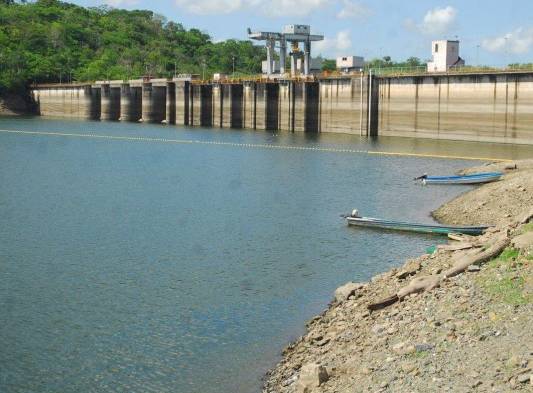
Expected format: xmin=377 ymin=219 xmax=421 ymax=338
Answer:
xmin=1 ymin=117 xmax=531 ymax=393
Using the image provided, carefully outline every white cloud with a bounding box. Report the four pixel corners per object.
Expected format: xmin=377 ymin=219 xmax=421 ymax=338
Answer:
xmin=105 ymin=0 xmax=139 ymax=6
xmin=482 ymin=28 xmax=533 ymax=54
xmin=174 ymin=0 xmax=332 ymax=16
xmin=263 ymin=0 xmax=331 ymax=17
xmin=314 ymin=29 xmax=352 ymax=57
xmin=337 ymin=0 xmax=371 ymax=19
xmin=174 ymin=0 xmax=249 ymax=14
xmin=405 ymin=6 xmax=457 ymax=36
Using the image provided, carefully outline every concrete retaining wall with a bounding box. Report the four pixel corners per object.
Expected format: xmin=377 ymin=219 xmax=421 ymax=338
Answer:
xmin=30 ymin=72 xmax=533 ymax=144
xmin=378 ymin=73 xmax=533 ymax=144
xmin=32 ymin=86 xmax=100 ymax=119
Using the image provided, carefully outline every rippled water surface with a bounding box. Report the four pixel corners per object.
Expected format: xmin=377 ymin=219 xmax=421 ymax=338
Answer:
xmin=1 ymin=117 xmax=531 ymax=393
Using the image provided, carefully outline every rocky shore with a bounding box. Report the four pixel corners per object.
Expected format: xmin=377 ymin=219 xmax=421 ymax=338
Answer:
xmin=264 ymin=160 xmax=533 ymax=393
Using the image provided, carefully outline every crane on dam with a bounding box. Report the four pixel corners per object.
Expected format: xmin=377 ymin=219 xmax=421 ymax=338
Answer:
xmin=247 ymin=24 xmax=324 ymax=77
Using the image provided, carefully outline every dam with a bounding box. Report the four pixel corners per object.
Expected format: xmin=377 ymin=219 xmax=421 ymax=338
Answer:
xmin=31 ymin=71 xmax=533 ymax=144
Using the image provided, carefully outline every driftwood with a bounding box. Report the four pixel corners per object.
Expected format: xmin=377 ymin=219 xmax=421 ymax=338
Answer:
xmin=368 ymin=232 xmax=510 ymax=311
xmin=448 ymin=233 xmax=476 ymax=242
xmin=437 ymin=242 xmax=478 ymax=251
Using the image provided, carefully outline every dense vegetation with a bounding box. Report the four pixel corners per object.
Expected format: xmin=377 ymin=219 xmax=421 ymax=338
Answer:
xmin=0 ymin=0 xmax=265 ymax=92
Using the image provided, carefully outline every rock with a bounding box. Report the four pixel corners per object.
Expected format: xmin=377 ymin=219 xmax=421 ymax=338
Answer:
xmin=296 ymin=363 xmax=329 ymax=393
xmin=396 ymin=260 xmax=422 ymax=279
xmin=415 ymin=343 xmax=434 ymax=352
xmin=334 ymin=282 xmax=364 ymax=303
xmin=471 ymin=380 xmax=482 ymax=388
xmin=467 ymin=264 xmax=481 ymax=272
xmin=371 ymin=323 xmax=387 ymax=336
xmin=517 ymin=373 xmax=531 ymax=384
xmin=512 ymin=231 xmax=533 ymax=252
xmin=401 ymin=362 xmax=417 ymax=373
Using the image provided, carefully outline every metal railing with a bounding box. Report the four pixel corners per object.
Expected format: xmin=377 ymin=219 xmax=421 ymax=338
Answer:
xmin=370 ymin=63 xmax=533 ymax=77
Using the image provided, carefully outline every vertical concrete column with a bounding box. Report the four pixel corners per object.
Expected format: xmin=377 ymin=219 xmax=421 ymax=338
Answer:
xmin=367 ymin=74 xmax=379 ymax=137
xmin=190 ymin=84 xmax=213 ymax=127
xmin=255 ymin=82 xmax=279 ymax=131
xmin=279 ymin=39 xmax=287 ymax=75
xmin=213 ymin=84 xmax=224 ymax=128
xmin=266 ymin=38 xmax=275 ymax=75
xmin=88 ymin=86 xmax=101 ymax=120
xmin=278 ymin=81 xmax=291 ymax=131
xmin=220 ymin=83 xmax=233 ymax=128
xmin=243 ymin=81 xmax=255 ymax=130
xmin=304 ymin=40 xmax=311 ymax=76
xmin=292 ymin=81 xmax=305 ymax=132
xmin=255 ymin=83 xmax=267 ymax=130
xmin=230 ymin=84 xmax=244 ymax=129
xmin=141 ymin=80 xmax=166 ymax=123
xmin=200 ymin=84 xmax=213 ymax=127
xmin=190 ymin=84 xmax=201 ymax=126
xmin=175 ymin=80 xmax=190 ymax=126
xmin=304 ymin=82 xmax=320 ymax=132
xmin=120 ymin=83 xmax=142 ymax=122
xmin=100 ymin=83 xmax=121 ymax=121
xmin=265 ymin=83 xmax=279 ymax=131
xmin=166 ymin=81 xmax=176 ymax=124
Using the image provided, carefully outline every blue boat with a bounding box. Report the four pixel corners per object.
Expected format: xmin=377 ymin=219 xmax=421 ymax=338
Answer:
xmin=346 ymin=210 xmax=488 ymax=236
xmin=415 ymin=172 xmax=503 ymax=185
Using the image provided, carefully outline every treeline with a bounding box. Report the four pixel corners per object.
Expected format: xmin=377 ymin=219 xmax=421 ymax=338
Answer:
xmin=0 ymin=0 xmax=265 ymax=92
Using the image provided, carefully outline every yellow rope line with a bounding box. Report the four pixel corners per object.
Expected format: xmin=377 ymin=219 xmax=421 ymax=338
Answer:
xmin=0 ymin=129 xmax=513 ymax=162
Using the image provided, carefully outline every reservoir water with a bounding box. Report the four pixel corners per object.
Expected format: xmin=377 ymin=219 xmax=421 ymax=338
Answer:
xmin=1 ymin=117 xmax=532 ymax=393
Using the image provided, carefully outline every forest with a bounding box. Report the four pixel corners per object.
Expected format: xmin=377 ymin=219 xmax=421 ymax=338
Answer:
xmin=0 ymin=0 xmax=266 ymax=92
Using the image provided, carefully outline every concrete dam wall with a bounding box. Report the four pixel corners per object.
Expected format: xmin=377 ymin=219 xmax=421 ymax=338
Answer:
xmin=378 ymin=72 xmax=533 ymax=144
xmin=30 ymin=72 xmax=533 ymax=144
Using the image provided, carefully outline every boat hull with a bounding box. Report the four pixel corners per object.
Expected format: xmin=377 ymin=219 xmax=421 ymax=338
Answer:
xmin=421 ymin=172 xmax=503 ymax=185
xmin=346 ymin=216 xmax=488 ymax=236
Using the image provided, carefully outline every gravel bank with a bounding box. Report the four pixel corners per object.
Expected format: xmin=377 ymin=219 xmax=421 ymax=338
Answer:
xmin=264 ymin=160 xmax=533 ymax=393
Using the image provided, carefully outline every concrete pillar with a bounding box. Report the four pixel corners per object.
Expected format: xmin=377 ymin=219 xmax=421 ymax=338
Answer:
xmin=120 ymin=83 xmax=142 ymax=122
xmin=304 ymin=40 xmax=311 ymax=76
xmin=213 ymin=84 xmax=223 ymax=128
xmin=190 ymin=84 xmax=213 ymax=127
xmin=280 ymin=39 xmax=287 ymax=75
xmin=166 ymin=81 xmax=176 ymax=124
xmin=100 ymin=83 xmax=121 ymax=121
xmin=87 ymin=86 xmax=101 ymax=120
xmin=141 ymin=81 xmax=166 ymax=123
xmin=243 ymin=81 xmax=255 ymax=130
xmin=175 ymin=80 xmax=190 ymax=126
xmin=278 ymin=81 xmax=291 ymax=131
xmin=230 ymin=84 xmax=244 ymax=129
xmin=255 ymin=82 xmax=279 ymax=131
xmin=304 ymin=82 xmax=320 ymax=132
xmin=266 ymin=39 xmax=275 ymax=75
xmin=367 ymin=73 xmax=379 ymax=137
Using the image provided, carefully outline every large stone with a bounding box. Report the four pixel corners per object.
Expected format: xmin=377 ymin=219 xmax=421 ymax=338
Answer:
xmin=334 ymin=282 xmax=364 ymax=302
xmin=512 ymin=231 xmax=533 ymax=253
xmin=296 ymin=363 xmax=329 ymax=393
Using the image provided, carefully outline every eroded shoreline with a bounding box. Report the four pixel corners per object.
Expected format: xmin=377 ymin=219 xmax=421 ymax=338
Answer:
xmin=264 ymin=160 xmax=533 ymax=392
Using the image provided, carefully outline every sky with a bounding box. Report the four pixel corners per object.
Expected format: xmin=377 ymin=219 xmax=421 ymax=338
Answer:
xmin=70 ymin=0 xmax=533 ymax=66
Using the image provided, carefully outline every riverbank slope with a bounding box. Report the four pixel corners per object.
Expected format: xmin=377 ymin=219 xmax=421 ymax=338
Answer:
xmin=264 ymin=160 xmax=533 ymax=392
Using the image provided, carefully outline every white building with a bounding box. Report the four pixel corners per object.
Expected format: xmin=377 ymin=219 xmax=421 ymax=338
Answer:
xmin=427 ymin=40 xmax=465 ymax=72
xmin=336 ymin=56 xmax=365 ymax=72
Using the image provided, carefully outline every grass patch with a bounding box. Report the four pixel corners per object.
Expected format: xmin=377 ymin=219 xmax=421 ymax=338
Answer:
xmin=519 ymin=222 xmax=533 ymax=233
xmin=484 ymin=276 xmax=528 ymax=306
xmin=480 ymin=247 xmax=531 ymax=306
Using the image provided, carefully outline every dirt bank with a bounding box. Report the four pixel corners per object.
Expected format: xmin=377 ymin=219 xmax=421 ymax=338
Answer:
xmin=264 ymin=160 xmax=533 ymax=393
